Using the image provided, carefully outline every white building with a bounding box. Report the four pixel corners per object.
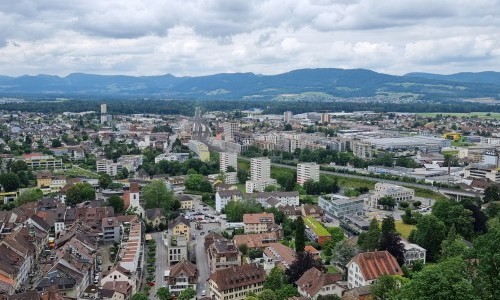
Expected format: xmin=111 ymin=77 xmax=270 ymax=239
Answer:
xmin=223 ymin=122 xmax=239 ymax=141
xmin=96 ymin=159 xmax=122 ymax=176
xmin=367 ymin=183 xmax=415 ymax=208
xmin=401 ymin=239 xmax=426 ymax=265
xmin=319 ymin=194 xmax=364 ymax=219
xmin=297 ymin=162 xmax=320 ymax=185
xmin=347 ymin=251 xmax=403 ymax=289
xmin=284 ymin=111 xmax=293 ymax=123
xmin=245 ymin=179 xmax=277 ymax=193
xmin=215 ymin=190 xmax=243 ymax=212
xmin=246 ymin=157 xmax=275 ymax=193
xmin=220 ymin=152 xmax=238 ymax=184
xmin=247 ymin=191 xmax=300 ymax=208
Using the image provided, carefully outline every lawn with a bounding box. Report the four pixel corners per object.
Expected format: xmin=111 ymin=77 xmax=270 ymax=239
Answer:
xmin=303 ymin=216 xmax=331 ymax=237
xmin=395 ymin=220 xmax=415 ymax=239
xmin=58 ymin=165 xmax=100 ymax=179
xmin=410 ymin=186 xmax=449 ymax=202
xmin=235 ymin=183 xmax=246 ymax=193
xmin=327 ymin=265 xmax=339 ymax=274
xmin=335 ymin=176 xmax=376 ymax=190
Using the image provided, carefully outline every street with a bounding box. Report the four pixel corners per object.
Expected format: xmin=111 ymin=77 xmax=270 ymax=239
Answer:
xmin=150 ymin=232 xmax=168 ymax=300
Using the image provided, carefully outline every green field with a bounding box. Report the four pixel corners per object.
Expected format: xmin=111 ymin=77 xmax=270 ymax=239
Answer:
xmin=327 ymin=265 xmax=339 ymax=274
xmin=410 ymin=186 xmax=449 ymax=202
xmin=57 ymin=165 xmax=100 ymax=179
xmin=335 ymin=177 xmax=376 ymax=190
xmin=395 ymin=220 xmax=415 ymax=239
xmin=304 ymin=216 xmax=331 ymax=236
xmin=417 ymin=112 xmax=500 ymax=119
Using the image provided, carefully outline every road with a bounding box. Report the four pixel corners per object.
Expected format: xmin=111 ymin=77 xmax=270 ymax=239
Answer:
xmin=150 ymin=232 xmax=168 ymax=299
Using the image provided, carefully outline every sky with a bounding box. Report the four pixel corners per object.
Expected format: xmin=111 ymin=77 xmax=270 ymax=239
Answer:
xmin=0 ymin=0 xmax=499 ymax=77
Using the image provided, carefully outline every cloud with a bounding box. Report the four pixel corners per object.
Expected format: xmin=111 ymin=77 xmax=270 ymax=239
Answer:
xmin=0 ymin=0 xmax=499 ymax=76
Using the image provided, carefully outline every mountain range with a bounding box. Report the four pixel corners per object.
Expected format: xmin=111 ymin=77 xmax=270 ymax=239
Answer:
xmin=0 ymin=68 xmax=499 ymax=101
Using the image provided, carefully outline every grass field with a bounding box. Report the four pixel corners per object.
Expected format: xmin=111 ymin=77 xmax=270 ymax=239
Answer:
xmin=327 ymin=265 xmax=339 ymax=274
xmin=395 ymin=220 xmax=415 ymax=239
xmin=58 ymin=165 xmax=100 ymax=179
xmin=335 ymin=176 xmax=376 ymax=190
xmin=417 ymin=112 xmax=500 ymax=119
xmin=410 ymin=186 xmax=449 ymax=202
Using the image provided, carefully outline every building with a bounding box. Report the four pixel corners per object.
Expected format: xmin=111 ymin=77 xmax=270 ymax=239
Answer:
xmin=22 ymin=154 xmax=63 ymax=169
xmin=250 ymin=157 xmax=271 ymax=182
xmin=124 ymin=181 xmax=144 ymax=217
xmin=233 ymin=232 xmax=279 ymax=250
xmin=215 ymin=190 xmax=243 ymax=212
xmin=296 ymin=267 xmax=344 ymax=299
xmin=401 ymin=238 xmax=426 ymax=265
xmin=165 ymin=259 xmax=198 ymax=296
xmin=207 ymin=239 xmax=242 ymax=273
xmin=145 ymin=208 xmax=166 ymax=227
xmin=367 ymin=183 xmax=415 ymax=208
xmin=245 ymin=178 xmax=278 ymax=193
xmin=178 ymin=194 xmax=194 ymax=211
xmin=319 ymin=194 xmax=364 ymax=219
xmin=118 ymin=218 xmax=143 ymax=278
xmin=208 ymin=264 xmax=266 ymax=300
xmin=96 ymin=159 xmax=122 ymax=176
xmin=303 ymin=216 xmax=332 ymax=245
xmin=223 ymin=122 xmax=239 ymax=141
xmin=168 ymin=216 xmax=191 ymax=237
xmin=188 ymin=140 xmax=210 ymax=162
xmin=284 ymin=111 xmax=293 ymax=123
xmin=220 ymin=152 xmax=238 ymax=184
xmin=166 ymin=234 xmax=188 ymax=266
xmin=320 ymin=113 xmax=331 ymax=124
xmin=297 ymin=163 xmax=320 ymax=185
xmin=101 ymin=281 xmax=132 ymax=300
xmin=263 ymin=242 xmax=296 ymax=271
xmin=247 ymin=191 xmax=300 ymax=208
xmin=101 ymin=266 xmax=135 ymax=294
xmin=102 ymin=217 xmax=121 ymax=243
xmin=465 ymin=164 xmax=500 ymax=183
xmin=243 ymin=212 xmax=275 ymax=234
xmin=347 ymin=251 xmax=403 ymax=289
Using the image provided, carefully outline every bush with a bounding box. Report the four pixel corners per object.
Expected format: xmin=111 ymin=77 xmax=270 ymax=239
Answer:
xmin=413 ymin=200 xmax=422 ymax=208
xmin=400 ymin=201 xmax=410 ymax=209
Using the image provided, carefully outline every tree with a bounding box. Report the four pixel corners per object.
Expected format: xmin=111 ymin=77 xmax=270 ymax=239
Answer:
xmin=107 ymin=195 xmax=125 ymax=213
xmin=9 ymin=160 xmax=28 ymax=173
xmin=98 ymin=173 xmax=112 ymax=189
xmin=331 ymin=239 xmax=357 ymax=273
xmin=258 ymin=289 xmax=277 ymax=300
xmin=264 ymin=267 xmax=285 ymax=290
xmin=15 ymin=188 xmax=43 ymax=206
xmin=51 ymin=139 xmax=62 ymax=148
xmin=276 ymin=284 xmax=299 ymax=300
xmin=156 ymin=287 xmax=172 ymax=300
xmin=440 ymin=226 xmax=469 ymax=260
xmin=408 ymin=215 xmax=446 ymax=262
xmin=377 ymin=196 xmax=396 ymax=210
xmin=358 ymin=218 xmax=381 ymax=251
xmin=0 ymin=172 xmax=20 ymax=192
xmin=379 ymin=217 xmax=405 ymax=266
xmin=237 ymin=168 xmax=250 ymax=184
xmin=185 ymin=174 xmax=213 ymax=193
xmin=143 ymin=180 xmax=175 ymax=210
xmin=66 ymin=182 xmax=96 ymax=206
xmin=485 ymin=202 xmax=500 ymax=218
xmin=295 ymin=217 xmax=306 ymax=252
xmin=473 ymin=218 xmax=500 ymax=299
xmin=443 ymin=152 xmax=459 ymax=167
xmin=178 ymin=287 xmax=196 ymax=300
xmin=394 ymin=258 xmax=475 ymax=300
xmin=402 ymin=207 xmax=418 ymax=225
xmin=131 ymin=293 xmax=149 ymax=300
xmin=285 ymin=252 xmax=324 ymax=284
xmin=483 ymin=185 xmax=500 ymax=203
xmin=371 ymin=274 xmax=398 ymax=300
xmin=317 ymin=296 xmax=341 ymax=300
xmin=326 ymin=226 xmax=345 ymax=244
xmin=224 ymin=200 xmax=263 ymax=222
xmin=432 ymin=200 xmax=474 ymax=240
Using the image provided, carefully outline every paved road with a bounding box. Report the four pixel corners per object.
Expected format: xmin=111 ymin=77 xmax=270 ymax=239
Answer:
xmin=150 ymin=232 xmax=168 ymax=299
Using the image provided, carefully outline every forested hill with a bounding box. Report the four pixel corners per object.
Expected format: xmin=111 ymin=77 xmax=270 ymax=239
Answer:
xmin=1 ymin=68 xmax=500 ymax=101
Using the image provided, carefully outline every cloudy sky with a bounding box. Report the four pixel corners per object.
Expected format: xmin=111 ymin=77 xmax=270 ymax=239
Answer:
xmin=0 ymin=0 xmax=499 ymax=77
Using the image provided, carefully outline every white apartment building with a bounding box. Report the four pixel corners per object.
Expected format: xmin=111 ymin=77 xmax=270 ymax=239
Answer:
xmin=245 ymin=179 xmax=277 ymax=193
xmin=223 ymin=122 xmax=239 ymax=141
xmin=220 ymin=152 xmax=238 ymax=184
xmin=96 ymin=159 xmax=122 ymax=176
xmin=297 ymin=162 xmax=320 ymax=185
xmin=367 ymin=183 xmax=415 ymax=208
xmin=284 ymin=111 xmax=293 ymax=123
xmin=250 ymin=157 xmax=271 ymax=181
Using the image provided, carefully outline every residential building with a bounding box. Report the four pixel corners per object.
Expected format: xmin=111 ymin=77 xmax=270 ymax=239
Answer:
xmin=145 ymin=208 xmax=165 ymax=227
xmin=278 ymin=205 xmax=302 ymax=220
xmin=178 ymin=195 xmax=194 ymax=210
xmin=168 ymin=216 xmax=191 ymax=237
xmin=297 ymin=162 xmax=320 ymax=185
xmin=215 ymin=190 xmax=242 ymax=212
xmin=296 ymin=267 xmax=344 ymax=299
xmin=247 ymin=191 xmax=300 ymax=208
xmin=263 ymin=242 xmax=296 ymax=271
xmin=101 ymin=281 xmax=133 ymax=300
xmin=208 ymin=264 xmax=266 ymax=300
xmin=166 ymin=234 xmax=188 ymax=266
xmin=223 ymin=122 xmax=239 ymax=141
xmin=250 ymin=157 xmax=271 ymax=182
xmin=220 ymin=152 xmax=238 ymax=184
xmin=118 ymin=217 xmax=143 ymax=280
xmin=465 ymin=164 xmax=500 ymax=183
xmin=245 ymin=178 xmax=278 ymax=193
xmin=341 ymin=286 xmax=373 ymax=300
xmin=188 ymin=140 xmax=210 ymax=162
xmin=101 ymin=266 xmax=135 ymax=293
xmin=347 ymin=251 xmax=403 ymax=289
xmin=284 ymin=111 xmax=293 ymax=123
xmin=96 ymin=159 xmax=123 ymax=176
xmin=233 ymin=232 xmax=279 ymax=250
xmin=303 ymin=216 xmax=332 ymax=245
xmin=243 ymin=213 xmax=275 ymax=234
xmin=319 ymin=194 xmax=364 ymax=219
xmin=165 ymin=259 xmax=198 ymax=296
xmin=102 ymin=217 xmax=121 ymax=243
xmin=367 ymin=183 xmax=414 ymax=208
xmin=401 ymin=238 xmax=426 ymax=265
xmin=22 ymin=153 xmax=63 ymax=169
xmin=207 ymin=239 xmax=242 ymax=273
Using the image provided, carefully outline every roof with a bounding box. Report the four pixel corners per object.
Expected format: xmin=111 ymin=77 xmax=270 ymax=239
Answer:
xmin=145 ymin=208 xmax=164 ymax=220
xmin=209 ymin=264 xmax=266 ymax=292
xmin=296 ymin=267 xmax=343 ymax=297
xmin=350 ymin=251 xmax=403 ymax=281
xmin=169 ymin=259 xmax=198 ymax=278
xmin=217 ymin=190 xmax=242 ymax=198
xmin=101 ymin=281 xmax=131 ymax=296
xmin=243 ymin=212 xmax=275 ymax=224
xmin=233 ymin=232 xmax=278 ymax=249
xmin=342 ymin=286 xmax=372 ymax=300
xmin=264 ymin=243 xmax=296 ymax=269
xmin=304 ymin=245 xmax=319 ymax=254
xmin=168 ymin=215 xmax=190 ymax=229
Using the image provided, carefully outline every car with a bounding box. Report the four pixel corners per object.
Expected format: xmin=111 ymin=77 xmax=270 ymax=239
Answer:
xmin=200 ymin=231 xmax=205 ymax=235
xmin=201 ymin=290 xmax=206 ymax=296
xmin=148 ymin=282 xmax=155 ymax=286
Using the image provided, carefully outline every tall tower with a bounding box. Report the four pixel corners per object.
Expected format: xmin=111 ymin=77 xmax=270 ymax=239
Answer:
xmin=250 ymin=157 xmax=271 ymax=182
xmin=220 ymin=152 xmax=238 ymax=173
xmin=100 ymin=103 xmax=111 ymax=124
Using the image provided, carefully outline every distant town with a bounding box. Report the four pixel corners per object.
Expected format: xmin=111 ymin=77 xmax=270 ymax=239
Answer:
xmin=0 ymin=103 xmax=498 ymax=300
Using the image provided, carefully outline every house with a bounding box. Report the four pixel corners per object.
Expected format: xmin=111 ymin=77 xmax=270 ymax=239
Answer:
xmin=101 ymin=266 xmax=135 ymax=293
xmin=301 ymin=204 xmax=324 ymax=218
xmin=296 ymin=267 xmax=344 ymax=299
xmin=208 ymin=239 xmax=242 ymax=273
xmin=177 ymin=194 xmax=194 ymax=210
xmin=246 ymin=191 xmax=300 ymax=208
xmin=342 ymin=286 xmax=373 ymax=300
xmin=278 ymin=205 xmax=302 ymax=220
xmin=168 ymin=216 xmax=191 ymax=237
xmin=215 ymin=190 xmax=243 ymax=212
xmin=166 ymin=234 xmax=188 ymax=266
xmin=102 ymin=217 xmax=121 ymax=243
xmin=304 ymin=245 xmax=320 ymax=260
xmin=243 ymin=212 xmax=275 ymax=234
xmin=101 ymin=281 xmax=133 ymax=300
xmin=263 ymin=243 xmax=296 ymax=271
xmin=209 ymin=264 xmax=266 ymax=300
xmin=204 ymin=232 xmax=225 ymax=249
xmin=165 ymin=259 xmax=198 ymax=295
xmin=145 ymin=208 xmax=166 ymax=227
xmin=401 ymin=238 xmax=426 ymax=265
xmin=347 ymin=251 xmax=403 ymax=289
xmin=233 ymin=232 xmax=279 ymax=250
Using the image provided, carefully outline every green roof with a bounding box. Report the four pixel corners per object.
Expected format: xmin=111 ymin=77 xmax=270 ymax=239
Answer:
xmin=303 ymin=216 xmax=331 ymax=237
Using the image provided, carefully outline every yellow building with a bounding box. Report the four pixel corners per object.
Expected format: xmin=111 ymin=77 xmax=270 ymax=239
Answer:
xmin=178 ymin=195 xmax=194 ymax=210
xmin=209 ymin=264 xmax=266 ymax=300
xmin=168 ymin=216 xmax=191 ymax=237
xmin=443 ymin=132 xmax=461 ymax=142
xmin=36 ymin=170 xmax=53 ymax=188
xmin=0 ymin=191 xmax=18 ymax=205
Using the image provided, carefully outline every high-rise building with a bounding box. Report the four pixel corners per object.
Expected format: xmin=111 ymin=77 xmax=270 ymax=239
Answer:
xmin=223 ymin=122 xmax=239 ymax=141
xmin=250 ymin=157 xmax=271 ymax=181
xmin=297 ymin=162 xmax=320 ymax=185
xmin=101 ymin=104 xmax=107 ymax=114
xmin=320 ymin=113 xmax=331 ymax=124
xmin=100 ymin=103 xmax=112 ymax=124
xmin=284 ymin=111 xmax=293 ymax=123
xmin=220 ymin=152 xmax=237 ymax=173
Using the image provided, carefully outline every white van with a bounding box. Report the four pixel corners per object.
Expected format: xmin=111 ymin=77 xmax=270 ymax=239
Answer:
xmin=201 ymin=290 xmax=206 ymax=296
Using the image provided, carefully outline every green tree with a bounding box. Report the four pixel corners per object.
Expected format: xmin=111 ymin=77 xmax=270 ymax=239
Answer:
xmin=440 ymin=226 xmax=469 ymax=260
xmin=443 ymin=152 xmax=459 ymax=167
xmin=15 ymin=188 xmax=43 ymax=206
xmin=156 ymin=287 xmax=172 ymax=300
xmin=264 ymin=267 xmax=285 ymax=290
xmin=237 ymin=168 xmax=250 ymax=184
xmin=51 ymin=139 xmax=62 ymax=148
xmin=0 ymin=172 xmax=20 ymax=192
xmin=295 ymin=217 xmax=306 ymax=252
xmin=143 ymin=180 xmax=175 ymax=210
xmin=408 ymin=215 xmax=446 ymax=262
xmin=432 ymin=200 xmax=474 ymax=240
xmin=485 ymin=202 xmax=500 ymax=218
xmin=224 ymin=200 xmax=263 ymax=222
xmin=358 ymin=218 xmax=381 ymax=251
xmin=483 ymin=185 xmax=500 ymax=203
xmin=178 ymin=287 xmax=196 ymax=300
xmin=473 ymin=218 xmax=500 ymax=299
xmin=332 ymin=239 xmax=357 ymax=273
xmin=379 ymin=216 xmax=405 ymax=266
xmin=394 ymin=258 xmax=475 ymax=300
xmin=326 ymin=226 xmax=345 ymax=244
xmin=371 ymin=274 xmax=398 ymax=300
xmin=98 ymin=173 xmax=112 ymax=189
xmin=276 ymin=284 xmax=299 ymax=300
xmin=258 ymin=289 xmax=277 ymax=300
xmin=377 ymin=196 xmax=396 ymax=210
xmin=66 ymin=182 xmax=96 ymax=206
xmin=9 ymin=160 xmax=28 ymax=173
xmin=107 ymin=195 xmax=125 ymax=214
xmin=185 ymin=174 xmax=213 ymax=193
xmin=131 ymin=293 xmax=149 ymax=300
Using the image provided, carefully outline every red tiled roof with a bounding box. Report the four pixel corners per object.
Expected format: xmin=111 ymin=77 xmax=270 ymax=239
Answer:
xmin=351 ymin=251 xmax=403 ymax=281
xmin=209 ymin=264 xmax=266 ymax=292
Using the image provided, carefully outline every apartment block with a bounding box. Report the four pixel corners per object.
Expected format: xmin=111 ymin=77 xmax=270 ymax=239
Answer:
xmin=297 ymin=162 xmax=320 ymax=185
xmin=243 ymin=213 xmax=275 ymax=234
xmin=209 ymin=264 xmax=266 ymax=300
xmin=188 ymin=140 xmax=210 ymax=162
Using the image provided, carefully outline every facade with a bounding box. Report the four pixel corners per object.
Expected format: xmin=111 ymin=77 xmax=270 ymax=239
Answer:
xmin=297 ymin=163 xmax=320 ymax=185
xmin=118 ymin=218 xmax=143 ymax=278
xmin=284 ymin=111 xmax=293 ymax=123
xmin=223 ymin=122 xmax=239 ymax=141
xmin=367 ymin=183 xmax=414 ymax=208
xmin=465 ymin=164 xmax=500 ymax=183
xmin=247 ymin=191 xmax=300 ymax=208
xmin=296 ymin=267 xmax=344 ymax=299
xmin=220 ymin=152 xmax=238 ymax=184
xmin=245 ymin=179 xmax=278 ymax=193
xmin=263 ymin=242 xmax=296 ymax=271
xmin=318 ymin=194 xmax=364 ymax=219
xmin=243 ymin=213 xmax=275 ymax=234
xmin=188 ymin=140 xmax=210 ymax=162
xmin=250 ymin=157 xmax=271 ymax=182
xmin=168 ymin=216 xmax=191 ymax=237
xmin=207 ymin=239 xmax=242 ymax=273
xmin=347 ymin=251 xmax=403 ymax=289
xmin=165 ymin=259 xmax=198 ymax=296
xmin=96 ymin=159 xmax=122 ymax=176
xmin=215 ymin=190 xmax=243 ymax=212
xmin=208 ymin=264 xmax=266 ymax=300
xmin=401 ymin=239 xmax=426 ymax=265
xmin=166 ymin=234 xmax=188 ymax=266
xmin=22 ymin=154 xmax=63 ymax=169
xmin=102 ymin=217 xmax=121 ymax=243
